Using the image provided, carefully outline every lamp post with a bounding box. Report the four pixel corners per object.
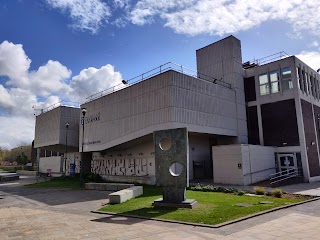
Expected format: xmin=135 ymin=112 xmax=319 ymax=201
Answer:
xmin=80 ymin=108 xmax=87 ymax=187
xmin=64 ymin=123 xmax=69 ymax=176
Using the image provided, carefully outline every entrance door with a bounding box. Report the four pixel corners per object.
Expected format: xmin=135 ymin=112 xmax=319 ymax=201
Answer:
xmin=277 ymin=153 xmax=297 ymax=173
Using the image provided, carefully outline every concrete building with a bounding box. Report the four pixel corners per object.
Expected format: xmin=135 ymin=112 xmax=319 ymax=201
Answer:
xmin=34 ymin=36 xmax=320 ymax=185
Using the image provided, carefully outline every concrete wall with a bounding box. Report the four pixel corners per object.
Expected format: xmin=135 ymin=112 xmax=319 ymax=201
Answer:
xmin=213 ymin=144 xmax=276 ymax=185
xmin=39 ymin=156 xmax=62 ymax=173
xmin=213 ymin=145 xmax=244 ymax=185
xmin=91 ymin=138 xmax=156 ymax=185
xmin=81 ymin=70 xmax=238 ymax=152
xmin=35 ymin=107 xmax=61 ymax=148
xmin=242 ymin=145 xmax=276 ymax=185
xmin=196 ymin=36 xmax=248 ymax=143
xmin=34 ymin=106 xmax=80 ymax=151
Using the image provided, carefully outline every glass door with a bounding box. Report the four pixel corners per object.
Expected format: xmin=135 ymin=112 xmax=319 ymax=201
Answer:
xmin=277 ymin=153 xmax=297 ymax=173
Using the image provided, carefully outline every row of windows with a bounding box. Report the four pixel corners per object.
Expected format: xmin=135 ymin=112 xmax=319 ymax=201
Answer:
xmin=297 ymin=67 xmax=320 ymax=99
xmin=40 ymin=150 xmax=63 ymax=158
xmin=259 ymin=67 xmax=293 ymax=96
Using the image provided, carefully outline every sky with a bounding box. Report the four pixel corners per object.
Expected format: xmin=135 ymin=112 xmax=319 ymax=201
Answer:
xmin=0 ymin=0 xmax=320 ymax=149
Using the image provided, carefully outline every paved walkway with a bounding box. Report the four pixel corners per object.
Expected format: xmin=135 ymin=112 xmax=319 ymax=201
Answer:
xmin=1 ymin=176 xmax=320 ymax=239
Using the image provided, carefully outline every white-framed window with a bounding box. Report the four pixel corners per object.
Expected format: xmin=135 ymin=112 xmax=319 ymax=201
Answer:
xmin=282 ymin=67 xmax=293 ymax=90
xmin=259 ymin=73 xmax=269 ymax=95
xmin=302 ymin=70 xmax=309 ymax=94
xmin=296 ymin=67 xmax=302 ymax=91
xmin=310 ymin=74 xmax=316 ymax=98
xmin=270 ymin=70 xmax=280 ymax=93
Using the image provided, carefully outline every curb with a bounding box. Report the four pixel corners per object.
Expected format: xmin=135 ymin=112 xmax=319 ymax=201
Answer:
xmin=91 ymin=196 xmax=320 ymax=229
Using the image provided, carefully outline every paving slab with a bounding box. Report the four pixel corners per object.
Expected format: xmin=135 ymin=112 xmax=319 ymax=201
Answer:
xmin=1 ymin=177 xmax=320 ymax=239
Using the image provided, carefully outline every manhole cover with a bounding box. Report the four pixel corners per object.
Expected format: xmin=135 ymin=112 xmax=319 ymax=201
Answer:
xmin=260 ymin=201 xmax=273 ymax=204
xmin=234 ymin=203 xmax=254 ymax=207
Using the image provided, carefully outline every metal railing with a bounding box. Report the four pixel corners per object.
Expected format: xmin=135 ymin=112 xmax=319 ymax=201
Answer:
xmin=270 ymin=168 xmax=302 ymax=185
xmin=86 ymin=62 xmax=232 ymax=102
xmin=244 ymin=51 xmax=290 ymax=68
xmin=34 ymin=100 xmax=80 ymax=115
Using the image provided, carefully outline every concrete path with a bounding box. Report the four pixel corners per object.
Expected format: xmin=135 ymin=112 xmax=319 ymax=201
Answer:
xmin=1 ymin=176 xmax=320 ymax=239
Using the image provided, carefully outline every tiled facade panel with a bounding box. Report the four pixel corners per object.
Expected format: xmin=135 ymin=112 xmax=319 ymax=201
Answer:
xmin=301 ymin=100 xmax=320 ymax=177
xmin=261 ymin=99 xmax=299 ymax=147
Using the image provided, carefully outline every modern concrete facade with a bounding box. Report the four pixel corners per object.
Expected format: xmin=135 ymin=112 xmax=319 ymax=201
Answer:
xmin=245 ymin=55 xmax=320 ymax=182
xmin=34 ymin=35 xmax=320 ymax=185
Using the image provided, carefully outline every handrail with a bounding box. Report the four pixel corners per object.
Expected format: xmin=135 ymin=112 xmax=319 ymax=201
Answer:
xmin=85 ymin=62 xmax=232 ymax=102
xmin=270 ymin=168 xmax=302 ymax=185
xmin=244 ymin=51 xmax=290 ymax=67
xmin=34 ymin=100 xmax=80 ymax=115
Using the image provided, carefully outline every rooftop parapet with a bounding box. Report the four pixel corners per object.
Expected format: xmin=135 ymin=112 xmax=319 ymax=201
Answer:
xmin=243 ymin=51 xmax=290 ymax=69
xmin=86 ymin=62 xmax=232 ymax=103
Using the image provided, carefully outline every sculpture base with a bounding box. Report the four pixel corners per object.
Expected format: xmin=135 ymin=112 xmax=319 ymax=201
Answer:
xmin=152 ymin=198 xmax=197 ymax=209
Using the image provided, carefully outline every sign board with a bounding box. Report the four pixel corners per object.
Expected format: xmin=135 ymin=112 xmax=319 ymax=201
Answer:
xmin=70 ymin=154 xmax=75 ymax=177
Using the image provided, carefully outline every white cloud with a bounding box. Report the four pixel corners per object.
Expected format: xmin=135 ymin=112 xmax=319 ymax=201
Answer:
xmin=296 ymin=51 xmax=320 ymax=71
xmin=0 ymin=40 xmax=30 ymax=85
xmin=0 ymin=40 xmax=123 ymax=149
xmin=28 ymin=60 xmax=72 ymax=97
xmin=45 ymin=0 xmax=320 ymax=37
xmin=310 ymin=41 xmax=319 ymax=49
xmin=46 ymin=0 xmax=111 ymax=34
xmin=129 ymin=0 xmax=320 ymax=36
xmin=70 ymin=64 xmax=122 ymax=102
xmin=0 ymin=116 xmax=35 ymax=150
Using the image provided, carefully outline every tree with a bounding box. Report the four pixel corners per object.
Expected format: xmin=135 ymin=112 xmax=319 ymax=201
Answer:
xmin=16 ymin=152 xmax=28 ymax=165
xmin=0 ymin=144 xmax=32 ymax=164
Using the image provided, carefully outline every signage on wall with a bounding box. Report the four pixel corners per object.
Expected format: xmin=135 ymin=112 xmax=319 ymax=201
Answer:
xmin=83 ymin=113 xmax=100 ymax=124
xmin=84 ymin=140 xmax=101 ymax=145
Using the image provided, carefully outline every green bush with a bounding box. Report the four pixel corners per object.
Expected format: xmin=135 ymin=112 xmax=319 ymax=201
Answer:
xmin=0 ymin=165 xmax=37 ymax=172
xmin=0 ymin=166 xmax=22 ymax=172
xmin=254 ymin=187 xmax=266 ymax=195
xmin=84 ymin=172 xmax=104 ymax=182
xmin=238 ymin=191 xmax=245 ymax=196
xmin=272 ymin=188 xmax=283 ymax=198
xmin=189 ymin=185 xmax=241 ymax=194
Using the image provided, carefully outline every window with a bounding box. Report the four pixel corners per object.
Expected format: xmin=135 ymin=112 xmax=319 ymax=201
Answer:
xmin=316 ymin=78 xmax=320 ymax=99
xmin=259 ymin=74 xmax=269 ymax=95
xmin=282 ymin=67 xmax=293 ymax=90
xmin=302 ymin=70 xmax=309 ymax=94
xmin=310 ymin=74 xmax=316 ymax=98
xmin=270 ymin=70 xmax=280 ymax=93
xmin=296 ymin=67 xmax=302 ymax=91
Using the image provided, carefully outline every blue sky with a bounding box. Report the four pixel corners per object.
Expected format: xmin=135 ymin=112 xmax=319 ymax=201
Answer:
xmin=0 ymin=0 xmax=320 ymax=149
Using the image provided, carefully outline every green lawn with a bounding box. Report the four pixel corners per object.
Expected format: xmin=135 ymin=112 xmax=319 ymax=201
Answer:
xmin=27 ymin=177 xmax=84 ymax=189
xmin=99 ymin=186 xmax=306 ymax=225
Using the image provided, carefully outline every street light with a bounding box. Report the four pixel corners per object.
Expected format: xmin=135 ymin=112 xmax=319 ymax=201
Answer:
xmin=64 ymin=122 xmax=69 ymax=176
xmin=80 ymin=108 xmax=87 ymax=187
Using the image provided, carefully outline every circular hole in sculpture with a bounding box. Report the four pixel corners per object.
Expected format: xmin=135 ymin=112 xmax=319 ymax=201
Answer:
xmin=169 ymin=162 xmax=184 ymax=177
xmin=159 ymin=137 xmax=172 ymax=151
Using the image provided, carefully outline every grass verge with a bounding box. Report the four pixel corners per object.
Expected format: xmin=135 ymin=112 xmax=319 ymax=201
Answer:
xmin=27 ymin=176 xmax=84 ymax=189
xmin=99 ymin=185 xmax=308 ymax=225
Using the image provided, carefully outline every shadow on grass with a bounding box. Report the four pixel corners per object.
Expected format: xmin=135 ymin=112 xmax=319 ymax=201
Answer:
xmin=92 ymin=206 xmax=179 ymax=225
xmin=121 ymin=206 xmax=179 ymax=218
